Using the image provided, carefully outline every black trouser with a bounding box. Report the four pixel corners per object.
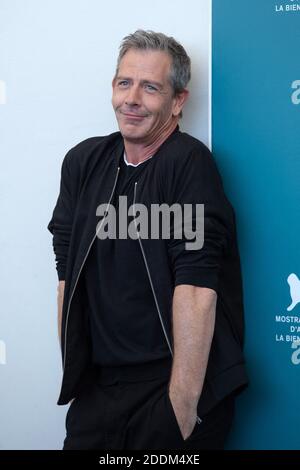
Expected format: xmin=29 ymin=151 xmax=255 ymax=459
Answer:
xmin=63 ymin=357 xmax=235 ymax=450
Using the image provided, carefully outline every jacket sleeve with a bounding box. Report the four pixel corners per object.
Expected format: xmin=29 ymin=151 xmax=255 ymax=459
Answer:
xmin=166 ymin=144 xmax=235 ymax=294
xmin=47 ymin=149 xmax=76 ymax=281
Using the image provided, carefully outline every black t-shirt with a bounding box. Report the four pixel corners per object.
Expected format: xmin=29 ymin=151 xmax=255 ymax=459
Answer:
xmin=83 ymin=153 xmax=172 ymax=366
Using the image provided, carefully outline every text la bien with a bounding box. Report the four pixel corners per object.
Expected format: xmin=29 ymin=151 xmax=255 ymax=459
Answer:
xmin=275 ymin=4 xmax=300 ymax=12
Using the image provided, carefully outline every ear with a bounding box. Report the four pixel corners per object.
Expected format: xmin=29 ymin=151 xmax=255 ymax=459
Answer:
xmin=112 ymin=77 xmax=116 ymax=88
xmin=172 ymin=89 xmax=189 ymax=117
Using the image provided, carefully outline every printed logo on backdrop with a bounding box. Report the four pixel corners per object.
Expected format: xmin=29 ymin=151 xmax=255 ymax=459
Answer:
xmin=0 ymin=340 xmax=6 ymax=365
xmin=275 ymin=0 xmax=300 ymax=12
xmin=275 ymin=273 xmax=300 ymax=365
xmin=291 ymin=80 xmax=300 ymax=105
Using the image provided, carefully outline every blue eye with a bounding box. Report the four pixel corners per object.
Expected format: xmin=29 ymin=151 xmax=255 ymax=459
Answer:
xmin=145 ymin=84 xmax=157 ymax=92
xmin=118 ymin=80 xmax=129 ymax=87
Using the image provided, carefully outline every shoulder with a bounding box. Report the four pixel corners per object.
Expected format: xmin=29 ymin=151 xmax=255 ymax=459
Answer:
xmin=158 ymin=130 xmax=226 ymax=203
xmin=173 ymin=130 xmax=210 ymax=154
xmin=64 ymin=131 xmax=122 ymax=167
xmin=159 ymin=130 xmax=218 ymax=179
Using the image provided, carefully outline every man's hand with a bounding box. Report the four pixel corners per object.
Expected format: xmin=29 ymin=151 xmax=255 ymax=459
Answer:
xmin=57 ymin=281 xmax=65 ymax=348
xmin=168 ymin=388 xmax=198 ymax=440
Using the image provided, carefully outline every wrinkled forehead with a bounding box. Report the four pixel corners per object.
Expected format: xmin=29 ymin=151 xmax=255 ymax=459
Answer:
xmin=117 ymin=49 xmax=172 ymax=84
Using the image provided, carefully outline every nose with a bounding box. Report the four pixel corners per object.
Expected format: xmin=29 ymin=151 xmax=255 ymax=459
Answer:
xmin=125 ymin=84 xmax=141 ymax=107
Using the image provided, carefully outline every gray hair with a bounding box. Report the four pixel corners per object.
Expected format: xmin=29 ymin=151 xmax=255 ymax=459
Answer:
xmin=116 ymin=29 xmax=191 ymax=96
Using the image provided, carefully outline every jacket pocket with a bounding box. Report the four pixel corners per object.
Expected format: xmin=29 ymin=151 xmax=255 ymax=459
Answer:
xmin=165 ymin=391 xmax=202 ymax=443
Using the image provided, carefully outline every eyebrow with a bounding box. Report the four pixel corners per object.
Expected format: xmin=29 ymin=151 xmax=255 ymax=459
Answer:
xmin=116 ymin=76 xmax=164 ymax=90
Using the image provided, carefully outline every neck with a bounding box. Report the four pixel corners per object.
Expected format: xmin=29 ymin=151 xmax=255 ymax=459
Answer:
xmin=124 ymin=119 xmax=179 ymax=165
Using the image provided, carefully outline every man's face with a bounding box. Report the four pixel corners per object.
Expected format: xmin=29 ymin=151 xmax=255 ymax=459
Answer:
xmin=112 ymin=49 xmax=181 ymax=144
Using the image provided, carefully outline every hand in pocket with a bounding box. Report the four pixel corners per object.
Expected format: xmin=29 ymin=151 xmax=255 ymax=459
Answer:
xmin=165 ymin=390 xmax=199 ymax=442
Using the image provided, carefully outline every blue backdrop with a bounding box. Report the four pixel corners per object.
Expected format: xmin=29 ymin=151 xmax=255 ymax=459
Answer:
xmin=213 ymin=0 xmax=300 ymax=449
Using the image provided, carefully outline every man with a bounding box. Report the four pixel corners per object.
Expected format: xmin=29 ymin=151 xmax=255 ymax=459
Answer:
xmin=47 ymin=30 xmax=248 ymax=450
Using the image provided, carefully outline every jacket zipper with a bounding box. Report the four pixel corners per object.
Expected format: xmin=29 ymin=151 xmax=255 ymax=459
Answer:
xmin=62 ymin=166 xmax=120 ymax=372
xmin=133 ymin=181 xmax=202 ymax=425
xmin=133 ymin=182 xmax=173 ymax=358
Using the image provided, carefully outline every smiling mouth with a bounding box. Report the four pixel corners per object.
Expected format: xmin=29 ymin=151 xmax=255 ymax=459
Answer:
xmin=120 ymin=111 xmax=148 ymax=119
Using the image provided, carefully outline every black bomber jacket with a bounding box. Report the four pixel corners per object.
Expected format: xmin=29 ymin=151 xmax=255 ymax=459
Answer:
xmin=47 ymin=127 xmax=248 ymax=412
